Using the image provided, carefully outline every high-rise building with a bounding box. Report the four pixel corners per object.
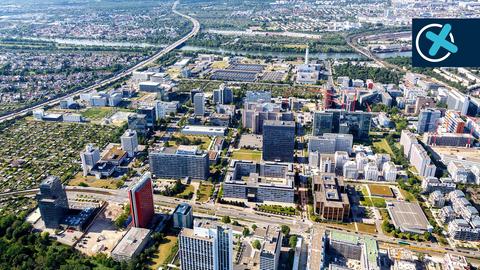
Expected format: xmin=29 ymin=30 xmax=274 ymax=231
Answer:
xmin=179 ymin=219 xmax=233 ymax=270
xmin=213 ymin=84 xmax=233 ymax=105
xmin=259 ymin=226 xmax=283 ymax=270
xmin=242 ymin=102 xmax=294 ymax=134
xmin=319 ymin=154 xmax=335 ymax=173
xmin=401 ymin=130 xmax=437 ymax=178
xmin=447 ymin=89 xmax=470 ymax=115
xmin=444 ymin=110 xmax=466 ymax=133
xmin=128 ymin=173 xmax=155 ymax=228
xmin=121 ymin=129 xmax=138 ymax=157
xmin=356 ymin=152 xmax=369 ymax=172
xmin=173 ymin=203 xmax=193 ymax=229
xmin=36 ymin=176 xmax=69 ymax=228
xmin=194 ymin=93 xmax=205 ymax=116
xmin=149 ymin=145 xmax=210 ymax=180
xmin=80 ymin=143 xmax=100 ymax=176
xmin=411 ymin=143 xmax=437 ymax=177
xmin=417 ymin=108 xmax=441 ymax=134
xmin=364 ymin=162 xmax=379 ymax=181
xmin=128 ymin=113 xmax=148 ymax=135
xmin=334 ymin=151 xmax=349 ymax=171
xmin=262 ymin=120 xmax=295 ymax=162
xmin=308 ymin=133 xmax=353 ymax=155
xmin=343 ymin=160 xmax=358 ymax=180
xmin=312 ymin=110 xmax=372 ymax=139
xmin=155 ymin=100 xmax=179 ymax=119
xmin=382 ymin=162 xmax=397 ymax=182
xmin=138 ymin=106 xmax=156 ymax=128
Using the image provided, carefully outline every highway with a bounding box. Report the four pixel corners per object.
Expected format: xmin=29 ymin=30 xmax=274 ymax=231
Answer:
xmin=0 ymin=0 xmax=200 ymax=124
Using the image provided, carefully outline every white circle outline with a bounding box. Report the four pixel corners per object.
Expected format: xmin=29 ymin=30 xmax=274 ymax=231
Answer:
xmin=415 ymin=23 xmax=455 ymax=63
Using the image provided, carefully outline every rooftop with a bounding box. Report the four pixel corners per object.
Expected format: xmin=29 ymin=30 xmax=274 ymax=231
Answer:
xmin=330 ymin=231 xmax=359 ymax=245
xmin=111 ymin=227 xmax=151 ymax=258
xmin=387 ymin=201 xmax=432 ymax=234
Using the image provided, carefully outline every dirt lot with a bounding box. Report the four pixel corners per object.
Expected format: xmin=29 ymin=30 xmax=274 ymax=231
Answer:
xmin=75 ymin=203 xmax=126 ymax=256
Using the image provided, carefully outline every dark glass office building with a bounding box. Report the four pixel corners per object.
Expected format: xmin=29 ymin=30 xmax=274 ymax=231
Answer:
xmin=262 ymin=120 xmax=295 ymax=162
xmin=312 ymin=110 xmax=372 ymax=140
xmin=36 ymin=176 xmax=69 ymax=228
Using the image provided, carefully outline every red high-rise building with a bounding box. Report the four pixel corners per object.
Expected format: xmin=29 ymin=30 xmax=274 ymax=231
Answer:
xmin=128 ymin=172 xmax=154 ymax=228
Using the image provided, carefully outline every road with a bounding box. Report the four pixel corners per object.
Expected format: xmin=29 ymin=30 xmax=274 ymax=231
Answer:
xmin=7 ymin=185 xmax=480 ymax=260
xmin=0 ymin=0 xmax=200 ymax=124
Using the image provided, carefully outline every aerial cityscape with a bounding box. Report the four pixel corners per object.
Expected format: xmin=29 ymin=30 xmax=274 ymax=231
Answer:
xmin=2 ymin=0 xmax=480 ymax=269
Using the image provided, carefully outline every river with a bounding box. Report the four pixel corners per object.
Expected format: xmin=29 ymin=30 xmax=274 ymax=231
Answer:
xmin=179 ymin=45 xmax=412 ymax=60
xmin=19 ymin=37 xmax=412 ymax=59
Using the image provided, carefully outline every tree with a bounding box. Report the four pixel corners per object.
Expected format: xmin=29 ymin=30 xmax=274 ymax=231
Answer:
xmin=116 ymin=180 xmax=125 ymax=189
xmin=221 ymin=216 xmax=231 ymax=224
xmin=289 ymin=235 xmax=298 ymax=249
xmin=281 ymin=225 xmax=290 ymax=236
xmin=242 ymin=228 xmax=250 ymax=237
xmin=252 ymin=240 xmax=261 ymax=250
xmin=251 ymin=224 xmax=257 ymax=231
xmin=152 ymin=232 xmax=164 ymax=242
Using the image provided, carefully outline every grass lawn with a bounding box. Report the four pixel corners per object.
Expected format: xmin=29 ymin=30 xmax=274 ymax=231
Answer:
xmin=360 ymin=186 xmax=370 ymax=197
xmin=197 ymin=183 xmax=214 ymax=203
xmin=149 ymin=236 xmax=178 ymax=269
xmin=231 ymin=149 xmax=262 ymax=162
xmin=169 ymin=133 xmax=212 ymax=150
xmin=356 ymin=223 xmax=377 ymax=234
xmin=361 ymin=197 xmax=386 ymax=208
xmin=69 ymin=173 xmax=119 ymax=189
xmin=370 ymin=197 xmax=387 ymax=208
xmin=368 ymin=184 xmax=394 ymax=197
xmin=176 ymin=184 xmax=194 ymax=199
xmin=81 ymin=107 xmax=114 ymax=120
xmin=373 ymin=139 xmax=394 ymax=156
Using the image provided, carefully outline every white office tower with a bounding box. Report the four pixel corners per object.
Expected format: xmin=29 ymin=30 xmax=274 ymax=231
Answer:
xmin=364 ymin=162 xmax=379 ymax=181
xmin=179 ymin=219 xmax=233 ymax=270
xmin=356 ymin=152 xmax=369 ymax=171
xmin=80 ymin=144 xmax=100 ymax=176
xmin=382 ymin=162 xmax=398 ymax=182
xmin=319 ymin=155 xmax=335 ymax=173
xmin=194 ymin=93 xmax=205 ymax=116
xmin=334 ymin=151 xmax=349 ymax=170
xmin=121 ymin=129 xmax=138 ymax=157
xmin=343 ymin=160 xmax=358 ymax=180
